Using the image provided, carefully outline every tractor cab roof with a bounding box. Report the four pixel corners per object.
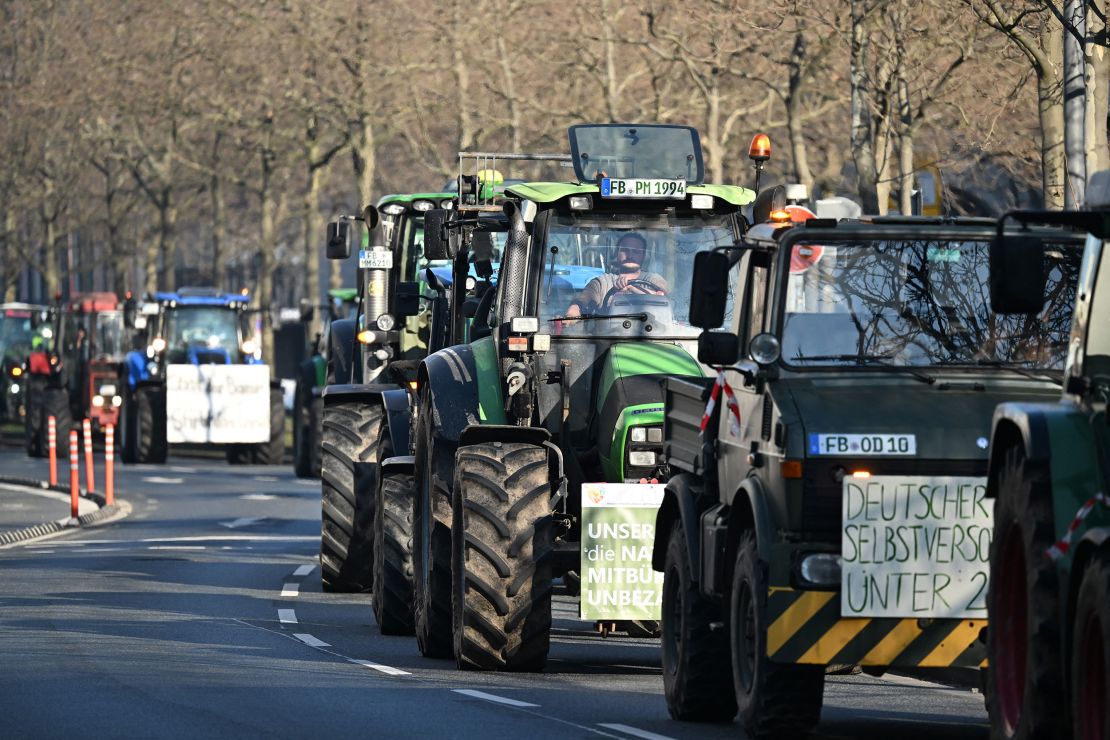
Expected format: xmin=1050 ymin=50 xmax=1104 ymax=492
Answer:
xmin=153 ymin=287 xmax=250 ymax=308
xmin=568 ymin=123 xmax=705 ymax=184
xmin=70 ymin=292 xmax=120 ymax=313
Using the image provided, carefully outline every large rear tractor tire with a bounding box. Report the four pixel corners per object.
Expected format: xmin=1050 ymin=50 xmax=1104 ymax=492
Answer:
xmin=413 ymin=391 xmax=453 ymax=658
xmin=136 ymin=386 xmax=167 ymax=464
xmin=292 ymin=383 xmax=311 ymax=477
xmin=372 ymin=435 xmax=416 ymax=636
xmin=252 ymin=386 xmax=285 ymax=465
xmin=452 ymin=442 xmax=553 ymax=672
xmin=986 ymin=446 xmax=1064 ymax=740
xmin=42 ymin=386 xmax=73 ymax=459
xmin=662 ymin=518 xmax=737 ymax=721
xmin=1072 ymin=553 xmax=1110 ymax=740
xmin=319 ymin=400 xmax=380 ymax=593
xmin=731 ymin=531 xmax=824 ymax=739
xmin=24 ymin=376 xmax=45 ymax=458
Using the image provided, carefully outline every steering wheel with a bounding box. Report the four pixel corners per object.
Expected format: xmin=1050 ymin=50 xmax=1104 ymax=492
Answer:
xmin=601 ymin=279 xmax=666 ymax=308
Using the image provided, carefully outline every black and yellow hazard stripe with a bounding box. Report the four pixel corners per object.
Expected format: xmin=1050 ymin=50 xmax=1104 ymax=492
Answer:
xmin=766 ymin=587 xmax=987 ymax=668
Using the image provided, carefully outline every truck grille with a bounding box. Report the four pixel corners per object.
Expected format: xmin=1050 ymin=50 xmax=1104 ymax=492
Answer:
xmin=800 ymin=458 xmax=987 ymax=536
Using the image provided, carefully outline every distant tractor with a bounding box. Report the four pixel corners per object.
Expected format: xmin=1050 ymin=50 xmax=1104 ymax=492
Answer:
xmin=24 ymin=292 xmax=128 ymax=457
xmin=122 ymin=287 xmax=284 ymax=465
xmin=984 ymin=176 xmax=1110 ymax=740
xmin=0 ymin=303 xmax=45 ymax=425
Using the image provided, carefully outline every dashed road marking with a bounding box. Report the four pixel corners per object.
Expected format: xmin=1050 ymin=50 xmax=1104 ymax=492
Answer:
xmin=281 ymin=583 xmax=299 ymax=597
xmin=148 ymin=546 xmax=206 ymax=551
xmin=349 ymin=658 xmax=411 ymax=676
xmin=452 ymin=689 xmax=539 ymax=708
xmin=142 ymin=477 xmax=183 ymax=484
xmin=294 ymin=633 xmax=329 ymax=647
xmin=597 ymin=724 xmax=677 ymax=740
xmin=241 ymin=494 xmax=276 ymax=501
xmin=278 ymin=609 xmax=297 ymax=624
xmin=253 ymin=476 xmax=279 ymax=483
xmin=293 ymin=564 xmax=315 ymax=577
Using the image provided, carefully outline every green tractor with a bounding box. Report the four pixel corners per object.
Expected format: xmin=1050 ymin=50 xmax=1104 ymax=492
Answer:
xmin=983 ymin=174 xmax=1110 ymax=740
xmin=406 ymin=124 xmax=756 ymax=669
xmin=317 ymin=191 xmax=455 ymax=593
xmin=292 ymin=287 xmax=358 ymax=478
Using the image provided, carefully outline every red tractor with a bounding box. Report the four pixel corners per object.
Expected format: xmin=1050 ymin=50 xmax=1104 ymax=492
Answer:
xmin=25 ymin=292 xmax=128 ymax=457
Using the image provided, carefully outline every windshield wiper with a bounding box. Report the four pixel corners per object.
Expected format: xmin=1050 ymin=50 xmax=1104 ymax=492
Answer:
xmin=547 ymin=312 xmax=648 ymax=323
xmin=790 ymin=354 xmax=936 ymax=384
xmin=962 ymin=359 xmax=1063 ymax=386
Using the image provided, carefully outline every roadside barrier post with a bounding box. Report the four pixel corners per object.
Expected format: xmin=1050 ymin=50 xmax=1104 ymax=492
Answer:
xmin=69 ymin=429 xmax=79 ymax=520
xmin=47 ymin=416 xmax=57 ymax=486
xmin=83 ymin=419 xmax=95 ymax=493
xmin=104 ymin=424 xmax=115 ymax=507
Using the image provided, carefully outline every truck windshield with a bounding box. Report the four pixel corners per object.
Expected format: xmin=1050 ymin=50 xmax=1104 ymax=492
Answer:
xmin=94 ymin=311 xmax=125 ymax=358
xmin=164 ymin=307 xmax=240 ymax=355
xmin=540 ymin=211 xmax=736 ymax=339
xmin=779 ymin=238 xmax=1079 ymax=369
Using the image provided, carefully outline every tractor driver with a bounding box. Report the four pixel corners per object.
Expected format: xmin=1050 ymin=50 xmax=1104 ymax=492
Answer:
xmin=564 ymin=232 xmax=668 ymax=317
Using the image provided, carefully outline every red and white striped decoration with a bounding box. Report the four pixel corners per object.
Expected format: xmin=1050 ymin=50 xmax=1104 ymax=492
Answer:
xmin=700 ymin=370 xmax=741 ymax=437
xmin=1046 ymin=491 xmax=1107 ymax=561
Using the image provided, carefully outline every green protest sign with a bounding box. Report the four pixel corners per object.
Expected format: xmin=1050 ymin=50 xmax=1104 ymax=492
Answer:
xmin=580 ymin=483 xmax=665 ymax=621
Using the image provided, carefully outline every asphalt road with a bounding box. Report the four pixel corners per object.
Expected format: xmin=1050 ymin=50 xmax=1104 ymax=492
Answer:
xmin=0 ymin=446 xmax=990 ymax=739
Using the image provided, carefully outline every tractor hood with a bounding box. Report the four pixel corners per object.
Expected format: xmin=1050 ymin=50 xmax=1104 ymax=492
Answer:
xmin=778 ymin=373 xmax=1065 ymax=461
xmin=594 ymin=341 xmax=703 ymax=481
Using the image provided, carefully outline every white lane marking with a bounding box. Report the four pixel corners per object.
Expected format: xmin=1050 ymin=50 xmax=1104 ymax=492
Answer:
xmin=169 ymin=467 xmax=195 ymax=473
xmin=81 ymin=548 xmax=125 ymax=553
xmin=293 ymin=564 xmax=315 ymax=577
xmin=452 ymin=689 xmax=539 ymax=708
xmin=281 ymin=583 xmax=299 ymax=597
xmin=241 ymin=494 xmax=276 ymax=501
xmin=294 ymin=633 xmax=330 ymax=647
xmin=219 ymin=517 xmax=266 ymax=529
xmin=253 ymin=476 xmax=279 ymax=482
xmin=0 ymin=484 xmax=98 ymax=513
xmin=40 ymin=535 xmax=318 ymax=546
xmin=148 ymin=546 xmax=206 ymax=551
xmin=25 ymin=550 xmax=54 ymax=554
xmin=597 ymin=724 xmax=677 ymax=740
xmin=142 ymin=476 xmax=184 ymax=484
xmin=278 ymin=609 xmax=298 ymax=624
xmin=349 ymin=658 xmax=411 ymax=676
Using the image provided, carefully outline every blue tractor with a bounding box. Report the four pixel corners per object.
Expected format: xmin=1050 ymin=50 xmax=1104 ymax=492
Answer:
xmin=122 ymin=287 xmax=284 ymax=465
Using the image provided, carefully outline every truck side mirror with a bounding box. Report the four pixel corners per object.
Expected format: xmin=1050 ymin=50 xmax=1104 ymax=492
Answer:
xmin=326 ymin=221 xmax=351 ymax=260
xmin=697 ymin=331 xmax=740 ymax=366
xmin=990 ymin=234 xmax=1045 ymax=314
xmin=689 ymin=251 xmax=731 ymax=328
xmin=423 ymin=209 xmax=450 ymax=261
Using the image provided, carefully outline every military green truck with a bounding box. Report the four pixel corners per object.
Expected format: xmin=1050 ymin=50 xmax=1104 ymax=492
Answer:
xmin=317 ymin=192 xmax=454 ymax=592
xmin=983 ymin=174 xmax=1110 ymax=740
xmin=402 ymin=124 xmax=760 ymax=670
xmin=652 ymin=210 xmax=1083 ymax=737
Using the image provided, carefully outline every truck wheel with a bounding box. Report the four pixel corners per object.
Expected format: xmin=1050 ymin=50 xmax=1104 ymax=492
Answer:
xmin=42 ymin=386 xmax=72 ymax=459
xmin=452 ymin=442 xmax=553 ymax=672
xmin=986 ymin=446 xmax=1063 ymax=740
xmin=319 ymin=400 xmax=380 ymax=592
xmin=1072 ymin=553 xmax=1110 ymax=740
xmin=662 ymin=518 xmax=737 ymax=721
xmin=136 ymin=386 xmax=167 ymax=464
xmin=292 ymin=384 xmax=311 ymax=477
xmin=372 ymin=435 xmax=416 ymax=635
xmin=731 ymin=531 xmax=823 ymax=739
xmin=24 ymin=377 xmax=44 ymax=457
xmin=252 ymin=387 xmax=285 ymax=465
xmin=413 ymin=392 xmax=453 ymax=658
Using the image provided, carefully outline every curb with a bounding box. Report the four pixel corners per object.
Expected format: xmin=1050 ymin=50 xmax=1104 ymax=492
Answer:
xmin=0 ymin=476 xmax=130 ymax=547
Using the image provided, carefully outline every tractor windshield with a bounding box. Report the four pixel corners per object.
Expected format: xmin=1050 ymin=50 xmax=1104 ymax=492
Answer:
xmin=778 ymin=238 xmax=1080 ymax=369
xmin=540 ymin=210 xmax=736 ymax=338
xmin=0 ymin=312 xmax=34 ymax=361
xmin=93 ymin=311 xmax=125 ymax=358
xmin=164 ymin=306 xmax=241 ymax=362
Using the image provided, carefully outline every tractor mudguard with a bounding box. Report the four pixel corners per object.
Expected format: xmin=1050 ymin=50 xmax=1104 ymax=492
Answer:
xmin=322 ymin=383 xmax=401 ymax=407
xmin=987 ymin=402 xmax=1053 ymax=490
xmin=457 ymin=424 xmax=551 ymax=449
xmin=381 ymin=454 xmax=415 ymax=478
xmin=726 ymin=476 xmax=775 ymax=563
xmin=652 ymin=473 xmax=703 ymax=580
xmin=380 ymin=388 xmax=412 ymax=456
xmin=418 ymin=340 xmax=506 ymax=445
xmin=125 ymin=350 xmax=149 ymax=389
xmin=327 ymin=318 xmax=357 ymax=385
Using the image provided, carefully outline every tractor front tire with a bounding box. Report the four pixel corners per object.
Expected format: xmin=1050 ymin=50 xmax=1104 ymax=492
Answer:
xmin=452 ymin=442 xmax=553 ymax=672
xmin=662 ymin=518 xmax=737 ymax=721
xmin=136 ymin=386 xmax=167 ymax=464
xmin=372 ymin=435 xmax=416 ymax=635
xmin=42 ymin=386 xmax=73 ymax=459
xmin=252 ymin=386 xmax=285 ymax=465
xmin=319 ymin=400 xmax=380 ymax=593
xmin=731 ymin=531 xmax=824 ymax=739
xmin=986 ymin=446 xmax=1064 ymax=740
xmin=1071 ymin=553 xmax=1110 ymax=740
xmin=413 ymin=392 xmax=453 ymax=658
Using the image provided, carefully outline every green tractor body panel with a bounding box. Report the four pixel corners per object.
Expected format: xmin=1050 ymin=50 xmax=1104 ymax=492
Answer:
xmin=328 ymin=288 xmax=358 ymax=303
xmin=603 ymin=403 xmax=666 ymax=483
xmin=594 ymin=341 xmax=702 ymax=412
xmin=311 ymin=353 xmax=326 ymax=389
xmin=471 ymin=335 xmax=508 ymax=424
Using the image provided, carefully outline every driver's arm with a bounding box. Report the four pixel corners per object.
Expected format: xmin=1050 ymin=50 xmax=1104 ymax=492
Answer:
xmin=566 ymin=278 xmax=604 ymax=317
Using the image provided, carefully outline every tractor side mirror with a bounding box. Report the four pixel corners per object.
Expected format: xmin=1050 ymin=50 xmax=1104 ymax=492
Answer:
xmin=751 ymin=185 xmax=787 ymax=226
xmin=123 ymin=299 xmax=138 ymax=329
xmin=697 ymin=331 xmax=740 ymax=366
xmin=689 ymin=251 xmax=731 ymax=328
xmin=395 ymin=281 xmax=420 ymax=317
xmin=425 ymin=267 xmax=447 ymax=298
xmin=990 ymin=234 xmax=1045 ymax=314
xmin=299 ymin=299 xmax=315 ymax=323
xmin=326 ymin=221 xmax=351 ymax=260
xmin=423 ymin=209 xmax=450 ymax=261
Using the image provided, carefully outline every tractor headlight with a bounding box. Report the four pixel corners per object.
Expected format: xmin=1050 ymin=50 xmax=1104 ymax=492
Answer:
xmin=412 ymin=199 xmax=434 ymax=212
xmin=241 ymin=340 xmax=258 ymax=356
xmin=569 ymin=196 xmax=592 ymax=211
xmin=628 ymin=450 xmax=656 ymax=467
xmin=631 ymin=427 xmax=647 ymax=443
xmin=381 ymin=203 xmax=406 ymax=215
xmin=689 ymin=194 xmax=715 ymax=209
xmin=440 ymin=199 xmax=455 ymax=210
xmin=10 ymin=383 xmax=19 ymax=394
xmin=92 ymin=396 xmax=104 ymax=408
xmin=112 ymin=396 xmax=122 ymax=407
xmin=151 ymin=336 xmax=167 ymax=353
xmin=10 ymin=366 xmax=22 ymax=377
xmin=375 ymin=313 xmax=396 ymax=331
xmin=99 ymin=384 xmax=116 ymax=397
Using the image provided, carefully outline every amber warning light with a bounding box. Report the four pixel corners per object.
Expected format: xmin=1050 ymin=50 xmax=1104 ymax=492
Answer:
xmin=748 ymin=133 xmax=772 ymax=162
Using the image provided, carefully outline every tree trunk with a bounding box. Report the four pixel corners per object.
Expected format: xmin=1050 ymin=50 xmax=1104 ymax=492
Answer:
xmin=259 ymin=189 xmax=276 ymax=369
xmin=1065 ymin=0 xmax=1086 ymax=207
xmin=786 ymin=33 xmax=814 ymax=195
xmin=3 ymin=206 xmax=16 ymax=301
xmin=347 ymin=115 xmax=375 ymax=291
xmin=706 ymin=78 xmax=722 ymax=184
xmin=1085 ymin=1 xmax=1110 ymax=180
xmin=850 ymin=0 xmax=880 ymax=214
xmin=158 ymin=189 xmax=178 ymax=291
xmin=496 ymin=35 xmax=522 ymax=151
xmin=602 ymin=0 xmax=620 ymax=121
xmin=452 ymin=3 xmax=474 ymax=152
xmin=1037 ymin=23 xmax=1066 ymax=209
xmin=303 ymin=138 xmax=323 ymax=340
